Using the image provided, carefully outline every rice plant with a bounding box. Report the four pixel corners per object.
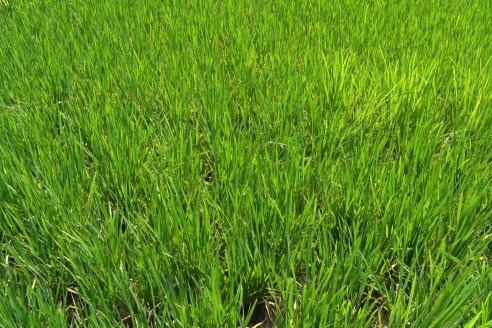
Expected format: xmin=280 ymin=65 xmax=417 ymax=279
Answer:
xmin=1 ymin=1 xmax=491 ymax=327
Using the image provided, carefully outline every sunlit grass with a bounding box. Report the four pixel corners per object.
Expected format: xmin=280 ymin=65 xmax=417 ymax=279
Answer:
xmin=1 ymin=1 xmax=492 ymax=327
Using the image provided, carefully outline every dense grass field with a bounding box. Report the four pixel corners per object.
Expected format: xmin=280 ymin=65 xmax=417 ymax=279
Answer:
xmin=1 ymin=0 xmax=492 ymax=327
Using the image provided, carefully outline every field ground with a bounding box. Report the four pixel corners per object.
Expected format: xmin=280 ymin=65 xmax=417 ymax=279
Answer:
xmin=1 ymin=1 xmax=492 ymax=327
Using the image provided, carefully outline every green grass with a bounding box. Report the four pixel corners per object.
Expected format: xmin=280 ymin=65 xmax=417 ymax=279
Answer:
xmin=1 ymin=0 xmax=492 ymax=327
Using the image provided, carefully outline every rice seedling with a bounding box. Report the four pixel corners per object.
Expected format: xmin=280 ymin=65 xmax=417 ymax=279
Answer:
xmin=1 ymin=0 xmax=491 ymax=327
